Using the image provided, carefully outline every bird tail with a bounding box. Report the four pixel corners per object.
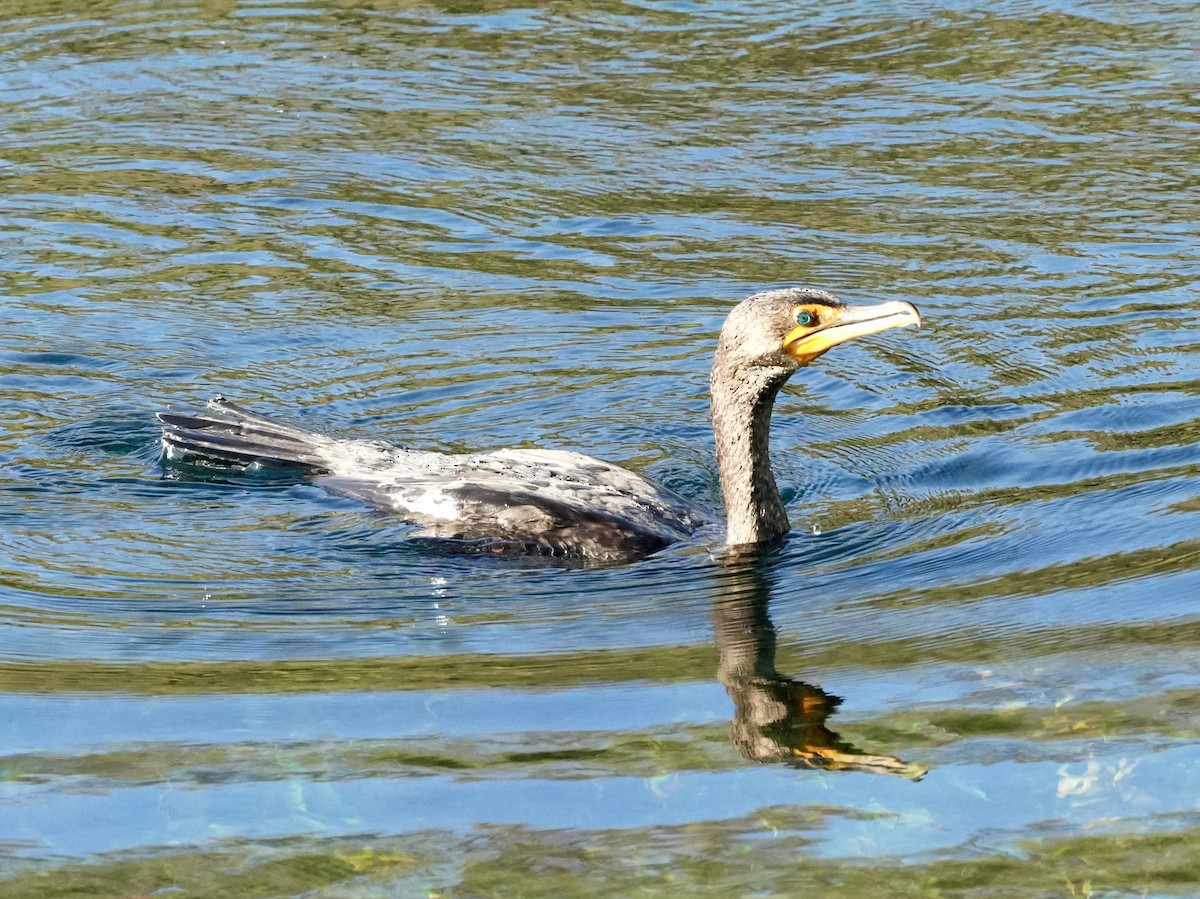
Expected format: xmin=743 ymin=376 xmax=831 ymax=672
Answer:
xmin=157 ymin=395 xmax=333 ymax=473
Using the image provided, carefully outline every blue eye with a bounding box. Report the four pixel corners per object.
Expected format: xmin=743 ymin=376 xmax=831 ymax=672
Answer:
xmin=794 ymin=310 xmax=813 ymax=326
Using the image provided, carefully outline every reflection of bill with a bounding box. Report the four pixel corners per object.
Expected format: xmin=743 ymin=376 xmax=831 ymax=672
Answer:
xmin=713 ymin=559 xmax=927 ymax=779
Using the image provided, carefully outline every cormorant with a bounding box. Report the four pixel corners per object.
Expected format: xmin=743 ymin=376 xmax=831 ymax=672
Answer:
xmin=158 ymin=289 xmax=920 ymax=561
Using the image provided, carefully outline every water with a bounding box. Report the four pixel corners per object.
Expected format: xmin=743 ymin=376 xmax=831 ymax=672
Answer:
xmin=3 ymin=0 xmax=1200 ymax=894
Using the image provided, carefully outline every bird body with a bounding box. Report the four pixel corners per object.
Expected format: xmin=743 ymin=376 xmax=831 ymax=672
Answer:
xmin=158 ymin=289 xmax=920 ymax=562
xmin=160 ymin=397 xmax=710 ymax=561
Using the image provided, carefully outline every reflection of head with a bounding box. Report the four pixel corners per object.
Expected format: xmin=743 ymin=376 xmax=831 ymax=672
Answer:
xmin=726 ymin=675 xmax=840 ymax=764
xmin=713 ymin=557 xmax=926 ymax=780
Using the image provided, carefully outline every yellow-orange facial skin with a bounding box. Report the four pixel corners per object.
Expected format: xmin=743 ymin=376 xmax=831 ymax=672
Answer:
xmin=783 ymin=300 xmax=922 ymax=366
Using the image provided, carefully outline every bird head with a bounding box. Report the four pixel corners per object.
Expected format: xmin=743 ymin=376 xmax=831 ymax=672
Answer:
xmin=717 ymin=288 xmax=922 ymax=373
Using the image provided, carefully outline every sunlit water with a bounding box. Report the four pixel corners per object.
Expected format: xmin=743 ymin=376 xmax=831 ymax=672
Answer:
xmin=3 ymin=0 xmax=1200 ymax=895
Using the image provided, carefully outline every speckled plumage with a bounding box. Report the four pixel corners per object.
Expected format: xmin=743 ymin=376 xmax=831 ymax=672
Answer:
xmin=158 ymin=289 xmax=919 ymax=562
xmin=159 ymin=397 xmax=709 ymax=562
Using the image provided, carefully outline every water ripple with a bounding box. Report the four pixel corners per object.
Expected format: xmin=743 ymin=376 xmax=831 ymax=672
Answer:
xmin=4 ymin=0 xmax=1200 ymax=888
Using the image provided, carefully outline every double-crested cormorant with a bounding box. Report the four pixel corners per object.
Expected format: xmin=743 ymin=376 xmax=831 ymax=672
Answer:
xmin=158 ymin=289 xmax=920 ymax=561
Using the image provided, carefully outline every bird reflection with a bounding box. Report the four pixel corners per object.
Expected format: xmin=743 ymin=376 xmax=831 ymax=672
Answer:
xmin=712 ymin=557 xmax=926 ymax=779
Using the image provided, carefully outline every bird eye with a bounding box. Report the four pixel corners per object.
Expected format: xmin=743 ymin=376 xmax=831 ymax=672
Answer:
xmin=794 ymin=309 xmax=814 ymax=326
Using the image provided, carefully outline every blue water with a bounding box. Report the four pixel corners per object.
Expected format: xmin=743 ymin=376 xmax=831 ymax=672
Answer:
xmin=3 ymin=0 xmax=1200 ymax=894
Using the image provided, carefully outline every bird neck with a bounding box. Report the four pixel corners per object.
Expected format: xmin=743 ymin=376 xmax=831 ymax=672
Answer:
xmin=710 ymin=362 xmax=791 ymax=547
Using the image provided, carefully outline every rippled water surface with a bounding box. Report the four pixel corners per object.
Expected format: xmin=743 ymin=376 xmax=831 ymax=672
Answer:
xmin=4 ymin=0 xmax=1200 ymax=894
